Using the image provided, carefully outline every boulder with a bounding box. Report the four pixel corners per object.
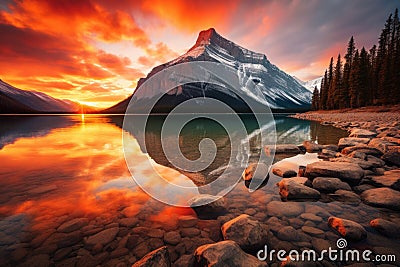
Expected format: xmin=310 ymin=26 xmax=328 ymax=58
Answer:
xmin=349 ymin=129 xmax=377 ymax=138
xmin=319 ymin=149 xmax=337 ymax=159
xmin=188 ymin=194 xmax=227 ymax=219
xmin=341 ymin=145 xmax=382 ymax=157
xmin=272 ymin=167 xmax=297 ymax=178
xmin=221 ymin=214 xmax=268 ymax=251
xmin=194 ymin=240 xmax=267 ymax=267
xmin=338 ymin=137 xmax=370 ymax=150
xmin=304 ymin=161 xmax=364 ymax=183
xmin=381 ymin=151 xmax=400 ymax=166
xmin=132 ymin=246 xmax=170 ymax=267
xmin=303 ymin=140 xmax=322 ymax=152
xmin=368 ymin=170 xmax=400 ymax=190
xmin=264 ymin=144 xmax=301 ymax=155
xmin=277 ymin=178 xmax=320 ymax=200
xmin=328 ymin=217 xmax=367 ymax=241
xmin=330 ymin=157 xmax=375 ymax=170
xmin=85 ymin=227 xmax=119 ymax=247
xmin=369 ymin=138 xmax=397 ymax=153
xmin=361 ymin=188 xmax=400 ymax=210
xmin=312 ymin=177 xmax=351 ymax=192
xmin=242 ymin=163 xmax=269 ymax=181
xmin=347 ymin=151 xmax=367 ymax=160
xmin=370 ymin=218 xmax=400 ymax=238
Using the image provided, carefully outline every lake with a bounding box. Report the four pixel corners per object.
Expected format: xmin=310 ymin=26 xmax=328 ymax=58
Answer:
xmin=0 ymin=115 xmax=398 ymax=266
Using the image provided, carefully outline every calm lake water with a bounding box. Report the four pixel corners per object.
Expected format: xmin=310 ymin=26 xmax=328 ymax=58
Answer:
xmin=0 ymin=115 xmax=398 ymax=266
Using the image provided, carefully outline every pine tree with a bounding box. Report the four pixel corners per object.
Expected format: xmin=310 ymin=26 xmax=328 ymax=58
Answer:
xmin=331 ymin=54 xmax=343 ymax=109
xmin=311 ymin=86 xmax=320 ymax=110
xmin=342 ymin=36 xmax=355 ymax=108
xmin=358 ymin=47 xmax=370 ymax=107
xmin=326 ymin=57 xmax=335 ymax=109
xmin=349 ymin=50 xmax=360 ymax=107
xmin=319 ymin=70 xmax=328 ymax=109
xmin=369 ymin=45 xmax=377 ymax=104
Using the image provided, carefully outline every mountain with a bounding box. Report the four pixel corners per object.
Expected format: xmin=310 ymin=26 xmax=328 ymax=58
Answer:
xmin=105 ymin=28 xmax=312 ymax=113
xmin=295 ymin=76 xmax=323 ymax=92
xmin=0 ymin=79 xmax=89 ymax=113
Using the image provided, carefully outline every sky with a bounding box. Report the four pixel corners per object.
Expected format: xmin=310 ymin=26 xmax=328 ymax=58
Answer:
xmin=0 ymin=0 xmax=398 ymax=108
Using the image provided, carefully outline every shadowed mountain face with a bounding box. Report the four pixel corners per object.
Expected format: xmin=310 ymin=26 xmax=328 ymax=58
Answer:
xmin=105 ymin=28 xmax=312 ymax=114
xmin=0 ymin=79 xmax=85 ymax=114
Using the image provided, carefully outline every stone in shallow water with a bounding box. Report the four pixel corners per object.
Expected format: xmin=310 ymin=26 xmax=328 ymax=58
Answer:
xmin=361 ymin=187 xmax=400 ymax=210
xmin=272 ymin=167 xmax=297 ymax=178
xmin=328 ymin=217 xmax=367 ymax=241
xmin=328 ymin=190 xmax=361 ymax=204
xmin=303 ymin=140 xmax=322 ymax=152
xmin=57 ymin=218 xmax=89 ymax=233
xmin=163 ymin=231 xmax=181 ymax=245
xmin=194 ymin=240 xmax=267 ymax=267
xmin=277 ymin=178 xmax=320 ymax=200
xmin=301 ymin=226 xmax=324 ymax=237
xmin=312 ymin=177 xmax=351 ymax=192
xmin=221 ymin=214 xmax=268 ymax=251
xmin=132 ymin=246 xmax=170 ymax=267
xmin=264 ymin=144 xmax=301 ymax=155
xmin=305 ymin=161 xmax=364 ymax=183
xmin=178 ymin=215 xmax=198 ymax=228
xmin=85 ymin=227 xmax=119 ymax=246
xmin=370 ymin=218 xmax=400 ymax=238
xmin=188 ymin=194 xmax=227 ymax=219
xmin=242 ymin=163 xmax=269 ymax=181
xmin=266 ymin=201 xmax=304 ymax=217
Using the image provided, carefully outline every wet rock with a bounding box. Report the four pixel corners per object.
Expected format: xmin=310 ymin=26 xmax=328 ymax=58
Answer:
xmin=301 ymin=226 xmax=324 ymax=237
xmin=178 ymin=216 xmax=198 ymax=228
xmin=361 ymin=187 xmax=400 ymax=210
xmin=242 ymin=163 xmax=269 ymax=181
xmin=341 ymin=145 xmax=383 ymax=157
xmin=349 ymin=129 xmax=377 ymax=138
xmin=21 ymin=254 xmax=50 ymax=267
xmin=188 ymin=194 xmax=227 ymax=219
xmin=303 ymin=140 xmax=322 ymax=152
xmin=276 ymin=226 xmax=310 ymax=242
xmin=328 ymin=217 xmax=367 ymax=241
xmin=164 ymin=231 xmax=181 ymax=245
xmin=57 ymin=218 xmax=89 ymax=233
xmin=381 ymin=151 xmax=400 ymax=166
xmin=110 ymin=247 xmax=129 ymax=258
xmin=312 ymin=177 xmax=351 ymax=192
xmin=311 ymin=238 xmax=331 ymax=255
xmin=264 ymin=144 xmax=301 ymax=155
xmin=85 ymin=227 xmax=119 ymax=246
xmin=272 ymin=167 xmax=297 ymax=178
xmin=266 ymin=201 xmax=304 ymax=217
xmin=305 ymin=161 xmax=364 ymax=183
xmin=180 ymin=228 xmax=201 ymax=238
xmin=174 ymin=254 xmax=195 ymax=267
xmin=370 ymin=218 xmax=400 ymax=238
xmin=338 ymin=137 xmax=370 ymax=150
xmin=330 ymin=157 xmax=375 ymax=170
xmin=132 ymin=246 xmax=170 ymax=267
xmin=119 ymin=217 xmax=139 ymax=227
xmin=194 ymin=240 xmax=267 ymax=267
xmin=221 ymin=214 xmax=268 ymax=251
xmin=368 ymin=170 xmax=400 ymax=189
xmin=328 ymin=190 xmax=361 ymax=204
xmin=277 ymin=178 xmax=320 ymax=200
xmin=300 ymin=213 xmax=323 ymax=222
xmin=369 ymin=138 xmax=397 ymax=153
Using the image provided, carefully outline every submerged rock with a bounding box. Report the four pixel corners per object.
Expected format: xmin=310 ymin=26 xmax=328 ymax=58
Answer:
xmin=221 ymin=214 xmax=268 ymax=251
xmin=328 ymin=190 xmax=361 ymax=204
xmin=361 ymin=188 xmax=400 ymax=210
xmin=328 ymin=217 xmax=367 ymax=241
xmin=132 ymin=246 xmax=170 ymax=267
xmin=188 ymin=194 xmax=227 ymax=219
xmin=370 ymin=218 xmax=400 ymax=238
xmin=305 ymin=161 xmax=364 ymax=183
xmin=194 ymin=240 xmax=267 ymax=267
xmin=85 ymin=227 xmax=119 ymax=247
xmin=266 ymin=201 xmax=304 ymax=217
xmin=277 ymin=178 xmax=320 ymax=200
xmin=312 ymin=177 xmax=351 ymax=192
xmin=57 ymin=218 xmax=89 ymax=233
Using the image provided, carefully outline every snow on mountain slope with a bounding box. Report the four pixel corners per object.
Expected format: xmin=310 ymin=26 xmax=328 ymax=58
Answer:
xmin=0 ymin=79 xmax=80 ymax=113
xmin=106 ymin=28 xmax=312 ymax=113
xmin=295 ymin=76 xmax=323 ymax=92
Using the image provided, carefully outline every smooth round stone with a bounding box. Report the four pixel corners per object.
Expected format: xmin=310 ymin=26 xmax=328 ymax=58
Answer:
xmin=301 ymin=226 xmax=325 ymax=237
xmin=178 ymin=216 xmax=198 ymax=228
xmin=163 ymin=231 xmax=181 ymax=245
xmin=266 ymin=201 xmax=304 ymax=217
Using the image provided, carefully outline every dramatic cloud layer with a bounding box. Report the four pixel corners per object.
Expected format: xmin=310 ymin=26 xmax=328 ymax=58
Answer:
xmin=0 ymin=0 xmax=397 ymax=107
